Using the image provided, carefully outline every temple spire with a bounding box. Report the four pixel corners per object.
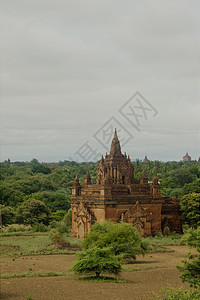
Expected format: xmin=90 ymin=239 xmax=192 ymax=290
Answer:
xmin=110 ymin=128 xmax=121 ymax=157
xmin=83 ymin=170 xmax=91 ymax=186
xmin=140 ymin=169 xmax=148 ymax=185
xmin=73 ymin=174 xmax=81 ymax=187
xmin=152 ymin=173 xmax=158 ymax=185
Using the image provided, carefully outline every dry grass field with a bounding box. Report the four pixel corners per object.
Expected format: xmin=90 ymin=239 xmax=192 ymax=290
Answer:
xmin=1 ymin=245 xmax=191 ymax=300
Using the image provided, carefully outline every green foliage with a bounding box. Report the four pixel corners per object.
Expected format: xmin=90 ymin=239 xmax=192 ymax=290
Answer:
xmin=145 ymin=232 xmax=183 ymax=253
xmin=30 ymin=158 xmax=39 ymax=165
xmin=83 ymin=221 xmax=149 ymax=261
xmin=0 ymin=205 xmax=16 ymax=226
xmin=56 ymin=208 xmax=72 ymax=234
xmin=72 ymin=246 xmax=122 ymax=277
xmin=182 ymin=179 xmax=200 ymax=195
xmin=29 ymin=190 xmax=70 ymax=212
xmin=155 ymin=286 xmax=200 ymax=299
xmin=6 ymin=178 xmax=42 ymax=195
xmin=32 ymin=223 xmax=49 ymax=232
xmin=77 ymin=276 xmax=126 ymax=283
xmin=16 ymin=199 xmax=52 ymax=226
xmin=50 ymin=231 xmax=70 ymax=249
xmin=51 ymin=210 xmax=66 ymax=221
xmin=31 ymin=164 xmax=51 ymax=175
xmin=0 ymin=184 xmax=25 ymax=207
xmin=180 ymin=193 xmax=200 ymax=228
xmin=177 ymin=227 xmax=200 ymax=289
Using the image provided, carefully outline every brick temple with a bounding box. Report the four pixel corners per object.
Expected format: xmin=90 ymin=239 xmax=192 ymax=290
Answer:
xmin=70 ymin=129 xmax=182 ymax=238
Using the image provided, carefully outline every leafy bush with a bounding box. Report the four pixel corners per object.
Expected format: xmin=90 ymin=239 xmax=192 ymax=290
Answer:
xmin=180 ymin=193 xmax=200 ymax=228
xmin=51 ymin=210 xmax=66 ymax=221
xmin=72 ymin=247 xmax=122 ymax=277
xmin=155 ymin=286 xmax=200 ymax=299
xmin=32 ymin=223 xmax=49 ymax=232
xmin=83 ymin=221 xmax=149 ymax=261
xmin=182 ymin=179 xmax=200 ymax=195
xmin=177 ymin=227 xmax=200 ymax=289
xmin=0 ymin=205 xmax=16 ymax=226
xmin=0 ymin=185 xmax=25 ymax=207
xmin=16 ymin=199 xmax=52 ymax=226
xmin=50 ymin=231 xmax=70 ymax=249
xmin=56 ymin=209 xmax=72 ymax=234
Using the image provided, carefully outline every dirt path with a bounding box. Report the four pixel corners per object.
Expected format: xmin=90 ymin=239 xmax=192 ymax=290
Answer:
xmin=1 ymin=246 xmax=191 ymax=300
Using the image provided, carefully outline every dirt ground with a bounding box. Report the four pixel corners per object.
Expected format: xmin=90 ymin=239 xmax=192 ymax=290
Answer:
xmin=1 ymin=246 xmax=191 ymax=300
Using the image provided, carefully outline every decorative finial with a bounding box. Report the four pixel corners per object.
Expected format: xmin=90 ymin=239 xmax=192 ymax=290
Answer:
xmin=114 ymin=128 xmax=117 ymax=138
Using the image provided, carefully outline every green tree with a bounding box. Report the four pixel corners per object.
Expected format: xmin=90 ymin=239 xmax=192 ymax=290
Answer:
xmin=8 ymin=178 xmax=42 ymax=195
xmin=72 ymin=246 xmax=122 ymax=278
xmin=0 ymin=184 xmax=25 ymax=207
xmin=180 ymin=193 xmax=200 ymax=228
xmin=177 ymin=227 xmax=200 ymax=289
xmin=182 ymin=179 xmax=200 ymax=195
xmin=31 ymin=164 xmax=51 ymax=175
xmin=83 ymin=221 xmax=149 ymax=261
xmin=0 ymin=205 xmax=16 ymax=226
xmin=16 ymin=199 xmax=51 ymax=225
xmin=29 ymin=190 xmax=70 ymax=212
xmin=30 ymin=158 xmax=39 ymax=165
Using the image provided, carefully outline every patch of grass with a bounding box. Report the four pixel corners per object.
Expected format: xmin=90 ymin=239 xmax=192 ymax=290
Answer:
xmin=1 ymin=231 xmax=49 ymax=237
xmin=49 ymin=230 xmax=82 ymax=250
xmin=145 ymin=234 xmax=184 ymax=253
xmin=64 ymin=236 xmax=83 ymax=248
xmin=122 ymin=265 xmax=158 ymax=272
xmin=26 ymin=294 xmax=33 ymax=300
xmin=0 ymin=234 xmax=52 ymax=256
xmin=1 ymin=271 xmax=70 ymax=279
xmin=150 ymin=246 xmax=175 ymax=253
xmin=77 ymin=276 xmax=127 ymax=283
xmin=0 ymin=232 xmax=81 ymax=257
xmin=20 ymin=249 xmax=77 ymax=256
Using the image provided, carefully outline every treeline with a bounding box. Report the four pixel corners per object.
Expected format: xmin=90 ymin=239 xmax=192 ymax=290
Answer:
xmin=0 ymin=158 xmax=199 ymax=226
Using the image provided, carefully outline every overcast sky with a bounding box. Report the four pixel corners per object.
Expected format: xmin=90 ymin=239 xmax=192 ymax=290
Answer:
xmin=1 ymin=0 xmax=200 ymax=162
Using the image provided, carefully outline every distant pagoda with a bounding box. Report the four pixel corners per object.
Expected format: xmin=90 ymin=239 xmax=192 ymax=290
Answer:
xmin=182 ymin=152 xmax=191 ymax=162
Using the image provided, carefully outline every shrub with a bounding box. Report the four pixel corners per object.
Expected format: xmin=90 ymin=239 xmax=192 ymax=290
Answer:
xmin=72 ymin=246 xmax=122 ymax=277
xmin=32 ymin=223 xmax=49 ymax=232
xmin=52 ymin=210 xmax=66 ymax=221
xmin=177 ymin=227 xmax=200 ymax=289
xmin=56 ymin=209 xmax=72 ymax=234
xmin=16 ymin=199 xmax=52 ymax=226
xmin=155 ymin=286 xmax=200 ymax=299
xmin=50 ymin=230 xmax=70 ymax=249
xmin=180 ymin=193 xmax=200 ymax=228
xmin=0 ymin=205 xmax=16 ymax=226
xmin=83 ymin=221 xmax=149 ymax=261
